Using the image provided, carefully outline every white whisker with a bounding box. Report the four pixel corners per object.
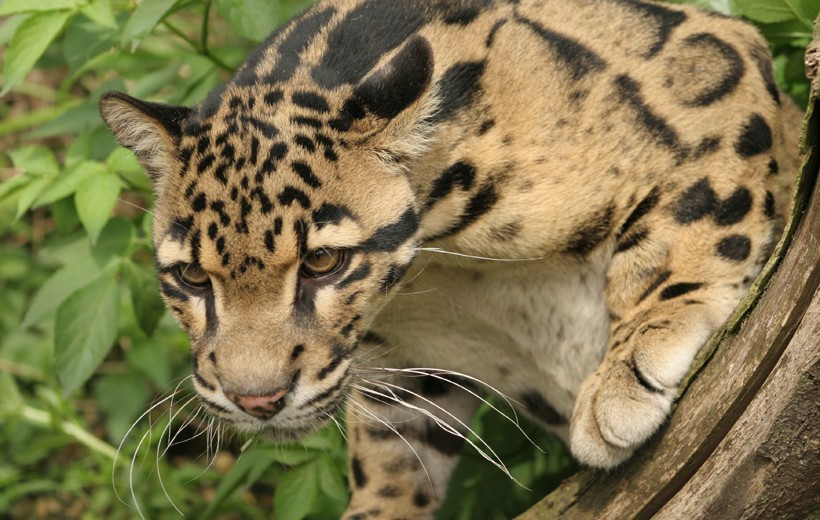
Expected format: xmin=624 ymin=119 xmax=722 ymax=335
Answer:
xmin=415 ymin=246 xmax=548 ymax=263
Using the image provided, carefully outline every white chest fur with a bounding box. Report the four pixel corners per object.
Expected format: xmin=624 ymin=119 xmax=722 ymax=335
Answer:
xmin=369 ymin=250 xmax=612 ymax=433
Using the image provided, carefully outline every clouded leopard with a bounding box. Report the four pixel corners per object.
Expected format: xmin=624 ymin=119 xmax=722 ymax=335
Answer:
xmin=100 ymin=0 xmax=800 ymax=516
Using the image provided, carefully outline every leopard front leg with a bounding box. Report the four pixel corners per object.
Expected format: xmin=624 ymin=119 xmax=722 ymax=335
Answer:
xmin=342 ymin=374 xmax=480 ymax=519
xmin=570 ymin=181 xmax=777 ymax=468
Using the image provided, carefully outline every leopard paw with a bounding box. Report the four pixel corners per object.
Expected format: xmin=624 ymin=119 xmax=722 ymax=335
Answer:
xmin=569 ymin=359 xmax=675 ymax=469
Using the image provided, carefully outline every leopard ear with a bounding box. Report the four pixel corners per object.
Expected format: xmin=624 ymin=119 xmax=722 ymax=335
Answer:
xmin=353 ymin=35 xmax=434 ymax=121
xmin=99 ymin=91 xmax=191 ymax=180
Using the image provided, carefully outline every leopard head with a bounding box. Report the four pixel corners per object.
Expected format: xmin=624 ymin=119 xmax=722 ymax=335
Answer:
xmin=100 ymin=35 xmax=436 ymax=440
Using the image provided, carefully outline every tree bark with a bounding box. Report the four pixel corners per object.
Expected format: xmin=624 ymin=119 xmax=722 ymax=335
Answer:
xmin=519 ymin=30 xmax=820 ymax=520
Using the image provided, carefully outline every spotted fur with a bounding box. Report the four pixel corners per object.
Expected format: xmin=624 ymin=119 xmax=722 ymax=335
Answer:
xmin=100 ymin=0 xmax=800 ymax=517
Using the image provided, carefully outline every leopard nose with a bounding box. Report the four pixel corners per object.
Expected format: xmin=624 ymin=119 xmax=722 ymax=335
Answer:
xmin=227 ymin=388 xmax=288 ymax=420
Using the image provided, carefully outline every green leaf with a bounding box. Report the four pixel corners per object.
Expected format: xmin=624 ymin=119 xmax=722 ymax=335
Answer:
xmin=6 ymin=145 xmax=59 ymax=176
xmin=0 ymin=174 xmax=34 ymax=204
xmin=54 ymin=265 xmax=121 ymax=396
xmin=34 ymin=161 xmax=100 ymax=207
xmin=0 ymin=373 xmax=23 ymax=415
xmin=93 ymin=373 xmax=150 ymax=441
xmin=22 ymin=262 xmax=104 ymax=328
xmin=734 ymin=0 xmax=799 ymax=23
xmin=2 ymin=10 xmax=73 ymax=95
xmin=63 ymin=12 xmax=118 ymax=73
xmin=124 ymin=260 xmax=163 ymax=336
xmin=274 ymin=461 xmax=319 ymax=520
xmin=124 ymin=337 xmax=171 ymax=388
xmin=121 ymin=0 xmax=180 ymax=47
xmin=75 ymin=171 xmax=121 ymax=244
xmin=0 ymin=0 xmax=81 ymax=15
xmin=15 ymin=176 xmax=49 ymax=219
xmin=0 ymin=13 xmax=27 ymax=46
xmin=80 ymin=0 xmax=117 ymax=29
xmin=201 ymin=450 xmax=277 ymax=519
xmin=92 ymin=217 xmax=134 ymax=264
xmin=214 ymin=0 xmax=281 ymax=41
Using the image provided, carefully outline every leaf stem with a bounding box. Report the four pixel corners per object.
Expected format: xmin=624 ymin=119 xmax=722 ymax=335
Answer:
xmin=19 ymin=405 xmax=120 ymax=462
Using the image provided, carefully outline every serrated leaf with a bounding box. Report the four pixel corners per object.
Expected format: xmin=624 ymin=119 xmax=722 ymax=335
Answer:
xmin=7 ymin=145 xmax=59 ymax=176
xmin=2 ymin=10 xmax=73 ymax=95
xmin=0 ymin=0 xmax=81 ymax=15
xmin=125 ymin=337 xmax=171 ymax=388
xmin=55 ymin=266 xmax=121 ymax=396
xmin=121 ymin=0 xmax=180 ymax=47
xmin=214 ymin=0 xmax=280 ymax=41
xmin=34 ymin=161 xmax=100 ymax=207
xmin=75 ymin=172 xmax=121 ymax=244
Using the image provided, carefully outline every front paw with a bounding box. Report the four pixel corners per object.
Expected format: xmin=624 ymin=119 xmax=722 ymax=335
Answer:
xmin=570 ymin=360 xmax=674 ymax=469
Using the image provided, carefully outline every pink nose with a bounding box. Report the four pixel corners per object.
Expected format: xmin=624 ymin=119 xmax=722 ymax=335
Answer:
xmin=227 ymin=388 xmax=289 ymax=419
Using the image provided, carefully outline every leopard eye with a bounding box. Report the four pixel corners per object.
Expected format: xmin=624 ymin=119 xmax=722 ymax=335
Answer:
xmin=301 ymin=249 xmax=345 ymax=277
xmin=176 ymin=263 xmax=211 ymax=288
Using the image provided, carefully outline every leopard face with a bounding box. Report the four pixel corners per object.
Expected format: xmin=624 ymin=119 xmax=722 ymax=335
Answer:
xmin=101 ymin=33 xmax=438 ymax=439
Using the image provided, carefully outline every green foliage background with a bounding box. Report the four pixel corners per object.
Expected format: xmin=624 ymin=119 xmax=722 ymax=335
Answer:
xmin=0 ymin=0 xmax=815 ymax=518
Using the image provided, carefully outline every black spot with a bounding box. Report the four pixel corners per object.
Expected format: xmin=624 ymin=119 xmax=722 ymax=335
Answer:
xmin=435 ymin=182 xmax=498 ymax=239
xmin=213 ymin=163 xmax=229 ymax=185
xmin=618 ymin=187 xmax=659 ymax=238
xmin=638 ymin=270 xmax=671 ymax=303
xmin=208 ymin=351 xmax=217 ymax=364
xmin=425 ymin=423 xmax=464 ymax=456
xmin=478 ymin=118 xmax=495 ymax=135
xmin=351 ymin=456 xmax=367 ymax=488
xmin=291 ymin=344 xmax=304 ymax=360
xmin=660 ymin=282 xmax=703 ymax=300
xmin=197 ymin=154 xmax=215 ymax=175
xmin=377 ymin=486 xmax=401 ymax=498
xmin=359 ymin=208 xmax=419 ymax=252
xmin=292 ymin=91 xmax=330 ymax=113
xmin=292 ymin=116 xmax=323 ymax=129
xmin=312 ymin=204 xmax=353 ymax=230
xmin=680 ymin=33 xmax=745 ymax=107
xmin=515 ymin=15 xmax=606 ymax=81
xmin=242 ymin=116 xmax=278 ymax=139
xmin=715 ymin=187 xmax=752 ymax=226
xmin=274 ymin=217 xmax=283 ymax=235
xmin=420 ymin=376 xmax=450 ymax=397
xmin=261 ymin=7 xmax=336 ymax=84
xmin=169 ymin=216 xmax=194 ymax=242
xmin=615 ymin=229 xmax=649 ymax=253
xmin=249 ymin=137 xmax=259 ymax=165
xmin=207 ymin=223 xmax=218 ymax=240
xmin=616 ymin=0 xmax=686 ymax=58
xmin=312 ymin=0 xmax=426 ymax=89
xmin=425 ymin=161 xmax=476 ymax=208
xmin=615 ymin=74 xmax=687 ymax=162
xmin=768 ymin=158 xmax=779 ymax=175
xmin=278 ymin=186 xmax=311 ymax=209
xmin=216 ymin=237 xmax=225 ymax=254
xmin=338 ymin=263 xmax=371 ymax=290
xmin=674 ymin=177 xmax=717 ymax=224
xmin=379 ymin=263 xmax=411 ymax=292
xmin=291 ymin=161 xmax=321 ymax=188
xmin=717 ymin=235 xmax=751 ymax=261
xmin=521 ymin=391 xmax=564 ymax=425
xmin=264 ymin=230 xmax=275 ymax=252
xmin=317 ymin=344 xmax=347 ymax=380
xmin=197 ymin=136 xmax=210 ymax=154
xmin=735 ymin=114 xmax=772 ymax=157
xmin=431 ymin=61 xmax=486 ymax=123
xmin=251 ymin=187 xmax=274 ymax=214
xmin=485 ymin=18 xmax=507 ymax=47
xmin=192 ymin=193 xmax=207 ymax=212
xmin=565 ymin=205 xmax=614 ymax=255
xmin=294 ymin=134 xmax=316 ymax=152
xmin=764 ymin=191 xmax=775 ymax=219
xmin=694 ymin=136 xmax=721 ymax=159
xmin=413 ymin=490 xmax=430 ymax=508
xmin=263 ymin=89 xmax=284 ymax=106
xmin=749 ymin=44 xmax=780 ymax=105
xmin=490 ymin=221 xmax=522 ymax=241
